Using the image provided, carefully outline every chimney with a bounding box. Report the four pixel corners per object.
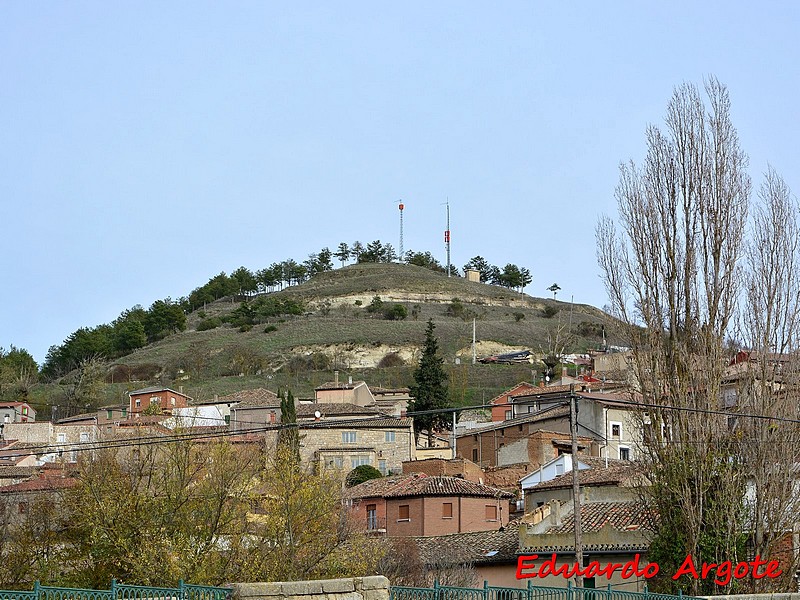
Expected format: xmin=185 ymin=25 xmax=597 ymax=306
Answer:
xmin=179 ymin=385 xmax=184 ymax=394
xmin=348 ymin=375 xmax=353 ymax=385
xmin=548 ymin=499 xmax=561 ymax=526
xmin=561 ymin=366 xmax=568 ymax=378
xmin=334 ymin=370 xmax=339 ymax=386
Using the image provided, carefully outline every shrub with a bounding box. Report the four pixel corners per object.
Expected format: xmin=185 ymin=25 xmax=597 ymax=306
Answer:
xmin=345 ymin=465 xmax=383 ymax=487
xmin=354 ymin=300 xmax=363 ymax=306
xmin=366 ymin=295 xmax=384 ymax=314
xmin=264 ymin=325 xmax=278 ymax=333
xmin=383 ymin=304 xmax=408 ymax=321
xmin=411 ymin=305 xmax=421 ymax=320
xmin=197 ymin=317 xmax=222 ymax=331
xmin=238 ymin=324 xmax=253 ymax=332
xmin=513 ymin=312 xmax=525 ymax=322
xmin=542 ymin=305 xmax=559 ymax=319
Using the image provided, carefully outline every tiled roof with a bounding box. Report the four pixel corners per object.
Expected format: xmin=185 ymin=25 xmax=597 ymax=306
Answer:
xmin=369 ymin=387 xmax=411 ymax=395
xmin=57 ymin=413 xmax=97 ymax=424
xmin=413 ymin=520 xmax=521 ymax=566
xmin=529 ymin=459 xmax=637 ymax=491
xmin=304 ymin=417 xmax=412 ymax=429
xmin=129 ymin=386 xmax=189 ymax=397
xmin=0 ymin=477 xmax=78 ymax=493
xmin=0 ymin=466 xmax=40 ymax=478
xmin=490 ymin=382 xmax=536 ymax=405
xmin=296 ymin=403 xmax=382 ymax=417
xmin=220 ymin=388 xmax=280 ymax=408
xmin=549 ymin=501 xmax=650 ymax=534
xmin=456 ymin=404 xmax=570 ymax=437
xmin=315 ymin=380 xmax=367 ymax=390
xmin=345 ymin=473 xmax=513 ymax=500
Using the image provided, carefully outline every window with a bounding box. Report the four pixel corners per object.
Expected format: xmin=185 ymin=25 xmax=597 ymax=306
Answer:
xmin=505 ymin=410 xmax=512 ymax=420
xmin=398 ymin=505 xmax=410 ymax=521
xmin=485 ymin=505 xmax=498 ymax=521
xmin=107 ymin=410 xmax=113 ymax=420
xmin=57 ymin=433 xmax=66 ymax=443
xmin=472 ymin=448 xmax=479 ymax=462
xmin=79 ymin=432 xmax=90 ymax=443
xmin=385 ymin=431 xmax=396 ymax=442
xmin=334 ymin=457 xmax=344 ymax=469
xmin=150 ymin=396 xmax=160 ymax=405
xmin=270 ymin=412 xmax=276 ymax=423
xmin=367 ymin=504 xmax=378 ymax=530
xmin=170 ymin=396 xmax=176 ymax=406
xmin=135 ymin=399 xmax=141 ymax=408
xmin=351 ymin=455 xmax=370 ymax=468
xmin=122 ymin=408 xmax=127 ymax=417
xmin=342 ymin=431 xmax=357 ymax=444
xmin=518 ymin=424 xmax=523 ymax=432
xmin=619 ymin=446 xmax=631 ymax=461
xmin=555 ymin=462 xmax=565 ymax=475
xmin=442 ymin=502 xmax=453 ymax=518
xmin=611 ymin=422 xmax=622 ymax=437
xmin=22 ymin=407 xmax=28 ymax=416
xmin=378 ymin=459 xmax=387 ymax=474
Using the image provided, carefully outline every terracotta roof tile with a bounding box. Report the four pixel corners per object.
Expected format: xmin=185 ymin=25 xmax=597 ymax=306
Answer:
xmin=547 ymin=501 xmax=652 ymax=535
xmin=296 ymin=403 xmax=383 ymax=417
xmin=0 ymin=477 xmax=78 ymax=493
xmin=220 ymin=388 xmax=280 ymax=408
xmin=414 ymin=520 xmax=521 ymax=565
xmin=315 ymin=380 xmax=367 ymax=391
xmin=529 ymin=460 xmax=637 ymax=491
xmin=345 ymin=473 xmax=513 ymax=500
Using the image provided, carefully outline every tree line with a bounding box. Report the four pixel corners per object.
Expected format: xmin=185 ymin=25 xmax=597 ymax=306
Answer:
xmin=27 ymin=240 xmax=533 ymax=381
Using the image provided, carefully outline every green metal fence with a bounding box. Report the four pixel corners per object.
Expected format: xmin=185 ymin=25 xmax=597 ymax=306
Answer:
xmin=390 ymin=580 xmax=697 ymax=600
xmin=0 ymin=581 xmax=231 ymax=600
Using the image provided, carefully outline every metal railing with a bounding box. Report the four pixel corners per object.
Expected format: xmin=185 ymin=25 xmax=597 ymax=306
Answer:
xmin=0 ymin=581 xmax=231 ymax=600
xmin=390 ymin=580 xmax=698 ymax=600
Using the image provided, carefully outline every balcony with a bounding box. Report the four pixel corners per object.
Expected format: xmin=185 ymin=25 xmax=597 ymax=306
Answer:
xmin=366 ymin=515 xmax=387 ymax=533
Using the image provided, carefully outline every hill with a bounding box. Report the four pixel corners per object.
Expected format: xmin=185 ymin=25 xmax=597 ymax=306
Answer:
xmin=28 ymin=263 xmax=615 ymax=417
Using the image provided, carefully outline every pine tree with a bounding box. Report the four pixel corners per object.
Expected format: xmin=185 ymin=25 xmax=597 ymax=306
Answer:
xmin=409 ymin=319 xmax=451 ymax=444
xmin=278 ymin=389 xmax=300 ymax=463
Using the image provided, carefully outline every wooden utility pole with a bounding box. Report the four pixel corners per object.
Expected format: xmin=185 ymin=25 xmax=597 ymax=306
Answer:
xmin=570 ymin=385 xmax=584 ymax=587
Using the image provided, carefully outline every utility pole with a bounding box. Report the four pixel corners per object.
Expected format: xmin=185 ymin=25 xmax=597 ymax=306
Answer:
xmin=444 ymin=200 xmax=451 ymax=277
xmin=451 ymin=410 xmax=457 ymax=459
xmin=570 ymin=384 xmax=584 ymax=587
xmin=472 ymin=318 xmax=477 ymax=364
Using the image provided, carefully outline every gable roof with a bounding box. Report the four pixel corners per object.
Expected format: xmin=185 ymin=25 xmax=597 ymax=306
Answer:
xmin=315 ymin=380 xmax=367 ymax=391
xmin=296 ymin=403 xmax=383 ymax=418
xmin=457 ymin=404 xmax=570 ymax=437
xmin=129 ymin=386 xmax=190 ymax=398
xmin=345 ymin=473 xmax=513 ymax=500
xmin=528 ymin=459 xmax=637 ymax=491
xmin=413 ymin=520 xmax=521 ymax=566
xmin=220 ymin=388 xmax=280 ymax=408
xmin=491 ymin=382 xmax=536 ymax=405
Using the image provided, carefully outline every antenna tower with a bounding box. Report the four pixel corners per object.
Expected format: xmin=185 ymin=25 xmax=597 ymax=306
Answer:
xmin=444 ymin=200 xmax=451 ymax=277
xmin=398 ymin=200 xmax=405 ymax=260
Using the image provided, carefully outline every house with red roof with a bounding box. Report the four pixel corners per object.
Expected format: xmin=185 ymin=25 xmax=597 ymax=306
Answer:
xmin=489 ymin=382 xmax=538 ymax=422
xmin=344 ymin=473 xmax=513 ymax=536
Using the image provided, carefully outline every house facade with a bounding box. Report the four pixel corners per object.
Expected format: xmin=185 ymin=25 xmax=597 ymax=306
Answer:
xmin=345 ymin=473 xmax=513 ymax=536
xmin=0 ymin=403 xmax=35 ymax=424
xmin=128 ymin=387 xmax=191 ymax=415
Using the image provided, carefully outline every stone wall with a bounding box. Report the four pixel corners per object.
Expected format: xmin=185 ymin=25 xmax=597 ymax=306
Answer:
xmin=232 ymin=577 xmax=389 ymax=600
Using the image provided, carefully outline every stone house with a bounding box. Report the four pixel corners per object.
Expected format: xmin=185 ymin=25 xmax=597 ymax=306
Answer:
xmin=129 ymin=386 xmax=191 ymax=415
xmin=4 ymin=420 xmax=99 ymax=463
xmin=344 ymin=473 xmax=513 ymax=536
xmin=284 ymin=416 xmax=415 ymax=475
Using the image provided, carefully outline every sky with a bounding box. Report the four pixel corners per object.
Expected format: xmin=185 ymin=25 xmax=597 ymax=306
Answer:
xmin=2 ymin=2 xmax=799 ymax=364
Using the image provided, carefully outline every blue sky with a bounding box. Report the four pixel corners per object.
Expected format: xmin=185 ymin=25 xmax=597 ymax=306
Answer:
xmin=2 ymin=2 xmax=798 ymax=364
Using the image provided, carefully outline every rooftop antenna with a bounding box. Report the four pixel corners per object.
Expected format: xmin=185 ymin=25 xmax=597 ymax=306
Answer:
xmin=443 ymin=199 xmax=451 ymax=277
xmin=398 ymin=200 xmax=405 ymax=260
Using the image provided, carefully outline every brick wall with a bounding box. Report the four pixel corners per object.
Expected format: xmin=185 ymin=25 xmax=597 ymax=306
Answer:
xmin=232 ymin=577 xmax=389 ymax=600
xmin=383 ymin=495 xmax=509 ymax=536
xmin=401 ymin=458 xmax=483 ymax=482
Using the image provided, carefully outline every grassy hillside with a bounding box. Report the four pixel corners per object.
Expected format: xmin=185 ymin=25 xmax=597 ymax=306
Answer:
xmin=28 ymin=263 xmax=615 ymax=419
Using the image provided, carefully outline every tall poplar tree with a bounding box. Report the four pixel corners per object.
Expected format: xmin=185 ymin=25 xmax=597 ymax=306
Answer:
xmin=409 ymin=319 xmax=451 ymax=444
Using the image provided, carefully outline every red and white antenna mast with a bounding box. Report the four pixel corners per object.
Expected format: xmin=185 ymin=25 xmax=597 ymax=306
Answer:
xmin=398 ymin=200 xmax=405 ymax=260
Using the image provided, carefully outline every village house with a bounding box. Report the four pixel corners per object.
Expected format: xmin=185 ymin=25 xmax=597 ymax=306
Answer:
xmin=489 ymin=382 xmax=538 ymax=422
xmin=345 ymin=472 xmax=513 ymax=536
xmin=287 ymin=415 xmax=415 ymax=475
xmin=4 ymin=420 xmax=99 ymax=463
xmin=128 ymin=386 xmax=191 ymax=416
xmin=228 ymin=388 xmax=282 ymax=432
xmin=314 ymin=373 xmax=376 ymax=406
xmin=0 ymin=402 xmax=35 ymax=424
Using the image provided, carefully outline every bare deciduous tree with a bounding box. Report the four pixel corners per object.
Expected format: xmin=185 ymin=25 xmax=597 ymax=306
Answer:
xmin=597 ymin=78 xmax=800 ymax=593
